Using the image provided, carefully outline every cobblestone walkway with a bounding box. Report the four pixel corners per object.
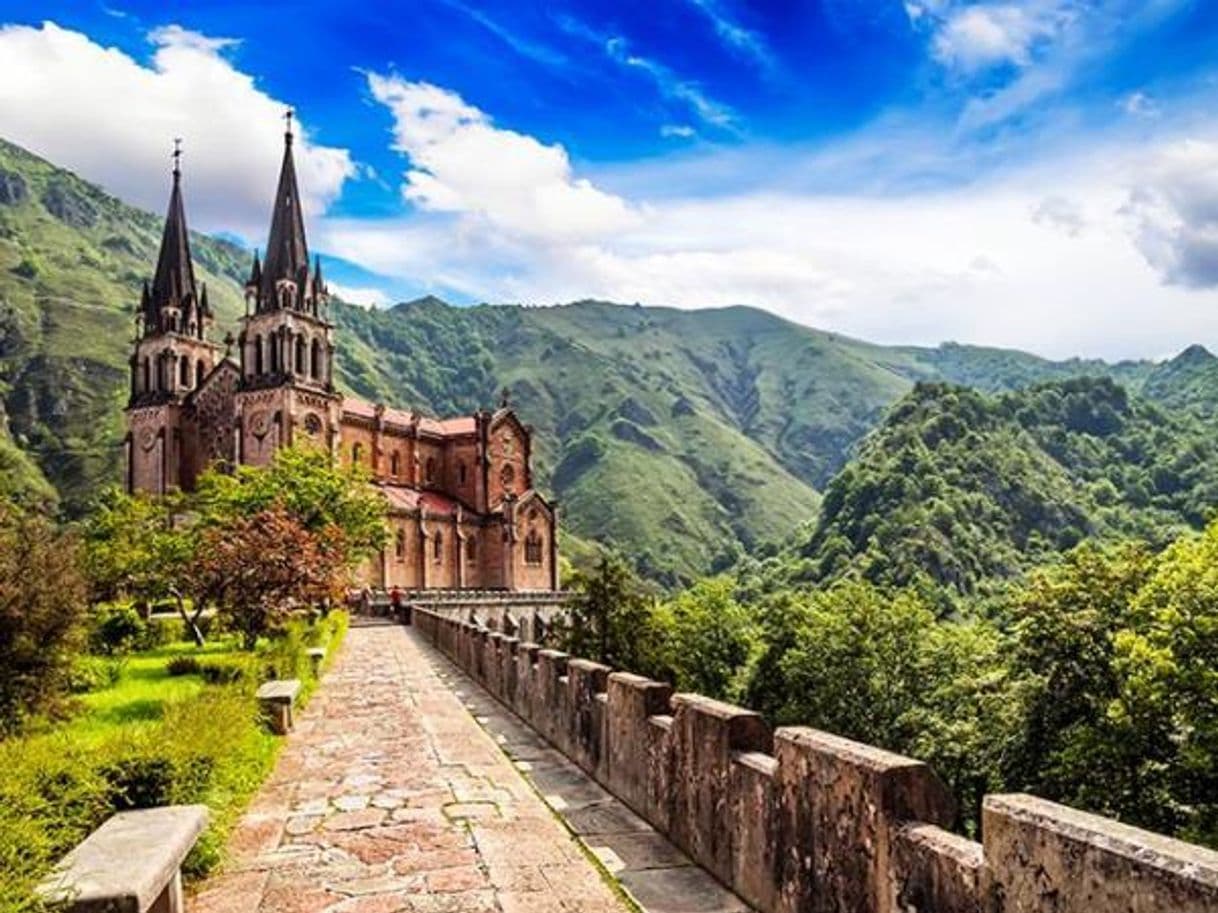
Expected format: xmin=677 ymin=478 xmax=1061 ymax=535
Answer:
xmin=190 ymin=625 xmax=631 ymax=913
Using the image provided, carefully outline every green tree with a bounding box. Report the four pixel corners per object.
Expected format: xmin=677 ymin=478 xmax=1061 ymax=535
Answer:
xmin=559 ymin=552 xmax=664 ymax=677
xmin=652 ymin=576 xmax=755 ymax=701
xmin=0 ymin=503 xmax=87 ymax=733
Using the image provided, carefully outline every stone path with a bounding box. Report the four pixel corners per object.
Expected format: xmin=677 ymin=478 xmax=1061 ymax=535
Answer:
xmin=190 ymin=626 xmax=632 ymax=913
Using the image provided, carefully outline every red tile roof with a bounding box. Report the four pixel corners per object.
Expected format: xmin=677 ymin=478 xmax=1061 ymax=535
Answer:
xmin=381 ymin=485 xmax=461 ymax=516
xmin=341 ymin=397 xmax=476 ymax=437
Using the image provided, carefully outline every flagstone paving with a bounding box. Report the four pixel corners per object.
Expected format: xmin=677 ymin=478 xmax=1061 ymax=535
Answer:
xmin=189 ymin=625 xmax=632 ymax=913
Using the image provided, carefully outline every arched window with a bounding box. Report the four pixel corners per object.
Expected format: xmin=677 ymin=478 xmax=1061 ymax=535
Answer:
xmin=196 ymin=359 xmax=206 ymax=388
xmin=141 ymin=358 xmax=150 ymax=392
xmin=311 ymin=338 xmax=321 ymax=379
xmin=525 ymin=529 xmax=544 ymax=565
xmin=269 ymin=335 xmax=280 ymax=373
xmin=352 ymin=442 xmax=363 ymax=465
xmin=179 ymin=355 xmax=189 ymax=387
xmin=425 ymin=457 xmax=436 ymax=485
xmin=433 ymin=531 xmax=443 ymax=562
xmin=390 ymin=451 xmax=400 ymax=476
xmin=500 ymin=463 xmax=516 ymax=492
xmin=458 ymin=462 xmax=467 ymax=486
xmin=394 ymin=529 xmax=405 ymax=560
xmin=295 ymin=336 xmax=306 ymax=374
xmin=465 ymin=536 xmax=477 ymax=562
xmin=253 ymin=335 xmax=264 ymax=375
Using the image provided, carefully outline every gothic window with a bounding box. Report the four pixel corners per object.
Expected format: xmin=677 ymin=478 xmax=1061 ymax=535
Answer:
xmin=466 ymin=536 xmax=477 ymax=562
xmin=525 ymin=529 xmax=544 ymax=565
xmin=270 ymin=336 xmax=280 ymax=373
xmin=179 ymin=355 xmax=189 ymax=388
xmin=390 ymin=451 xmax=400 ymax=476
xmin=458 ymin=462 xmax=467 ymax=486
xmin=433 ymin=531 xmax=443 ymax=562
xmin=500 ymin=463 xmax=516 ymax=492
xmin=254 ymin=335 xmax=264 ymax=375
xmin=157 ymin=356 xmax=167 ymax=391
xmin=196 ymin=360 xmax=206 ymax=388
xmin=425 ymin=457 xmax=436 ymax=485
xmin=303 ymin=413 xmax=323 ymax=436
xmin=295 ymin=336 xmax=306 ymax=374
xmin=352 ymin=442 xmax=363 ymax=465
xmin=142 ymin=358 xmax=150 ymax=393
xmin=311 ymin=339 xmax=321 ymax=380
xmin=395 ymin=529 xmax=405 ymax=560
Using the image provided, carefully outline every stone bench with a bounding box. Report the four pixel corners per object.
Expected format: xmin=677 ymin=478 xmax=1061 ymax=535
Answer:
xmin=256 ymin=679 xmax=302 ymax=734
xmin=306 ymin=647 xmax=326 ymax=676
xmin=37 ymin=805 xmax=208 ymax=913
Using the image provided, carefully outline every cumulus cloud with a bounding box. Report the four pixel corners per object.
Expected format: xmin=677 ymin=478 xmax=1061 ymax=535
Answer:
xmin=366 ymin=74 xmax=641 ymax=243
xmin=1032 ymin=195 xmax=1086 ymax=236
xmin=0 ymin=22 xmax=354 ymax=238
xmin=1125 ymin=139 xmax=1218 ymax=288
xmin=931 ymin=2 xmax=1074 ymax=72
xmin=328 ymin=282 xmax=391 ymax=309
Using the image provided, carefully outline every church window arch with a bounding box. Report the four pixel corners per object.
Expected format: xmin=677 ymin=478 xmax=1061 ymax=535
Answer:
xmin=525 ymin=529 xmax=544 ymax=565
xmin=352 ymin=442 xmax=363 ymax=465
xmin=466 ymin=536 xmax=477 ymax=562
xmin=425 ymin=457 xmax=436 ymax=485
xmin=458 ymin=462 xmax=467 ymax=486
xmin=269 ymin=335 xmax=280 ymax=373
xmin=179 ymin=355 xmax=189 ymax=388
xmin=142 ymin=358 xmax=150 ymax=393
xmin=395 ymin=529 xmax=405 ymax=561
xmin=196 ymin=359 xmax=206 ymax=388
xmin=311 ymin=338 xmax=321 ymax=379
xmin=295 ymin=336 xmax=306 ymax=374
xmin=390 ymin=451 xmax=400 ymax=476
xmin=253 ymin=335 xmax=264 ymax=375
xmin=500 ymin=463 xmax=516 ymax=492
xmin=433 ymin=531 xmax=443 ymax=562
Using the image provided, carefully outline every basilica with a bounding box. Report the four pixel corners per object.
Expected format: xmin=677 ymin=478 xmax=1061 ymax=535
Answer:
xmin=124 ymin=122 xmax=557 ymax=592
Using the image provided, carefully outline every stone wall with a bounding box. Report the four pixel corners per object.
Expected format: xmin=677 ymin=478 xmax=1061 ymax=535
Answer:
xmin=414 ymin=608 xmax=1218 ymax=913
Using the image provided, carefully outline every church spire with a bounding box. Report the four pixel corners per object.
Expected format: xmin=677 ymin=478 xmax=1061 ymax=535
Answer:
xmin=147 ymin=139 xmax=197 ymax=332
xmin=259 ymin=110 xmax=309 ymax=304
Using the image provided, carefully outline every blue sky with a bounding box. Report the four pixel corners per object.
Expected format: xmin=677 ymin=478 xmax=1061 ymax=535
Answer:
xmin=2 ymin=1 xmax=1218 ymax=358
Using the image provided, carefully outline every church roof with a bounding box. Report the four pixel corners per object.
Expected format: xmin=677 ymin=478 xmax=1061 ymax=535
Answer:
xmin=381 ymin=485 xmax=461 ymax=517
xmin=149 ymin=160 xmax=197 ymax=315
xmin=341 ymin=397 xmax=478 ymax=437
xmin=259 ymin=126 xmax=309 ymax=298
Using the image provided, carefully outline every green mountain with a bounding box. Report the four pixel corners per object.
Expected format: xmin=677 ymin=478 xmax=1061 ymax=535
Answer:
xmin=3 ymin=137 xmax=1215 ymax=583
xmin=779 ymin=377 xmax=1218 ymax=598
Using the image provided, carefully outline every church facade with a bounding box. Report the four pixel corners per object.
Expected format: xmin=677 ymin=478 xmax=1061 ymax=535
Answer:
xmin=124 ymin=125 xmax=558 ymax=592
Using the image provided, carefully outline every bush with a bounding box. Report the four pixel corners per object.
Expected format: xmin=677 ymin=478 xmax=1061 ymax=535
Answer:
xmin=135 ymin=616 xmax=179 ymax=651
xmin=89 ymin=603 xmax=146 ymax=655
xmin=166 ymin=655 xmax=202 ymax=677
xmin=199 ymin=659 xmax=248 ymax=686
xmin=67 ymin=656 xmax=124 ymax=694
xmin=0 ymin=505 xmax=88 ymax=734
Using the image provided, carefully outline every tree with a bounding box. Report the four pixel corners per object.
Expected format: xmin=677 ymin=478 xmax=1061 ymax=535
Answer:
xmin=559 ymin=552 xmax=665 ymax=677
xmin=187 ymin=506 xmax=347 ymax=650
xmin=194 ymin=446 xmax=386 ymax=565
xmin=652 ymin=576 xmax=755 ymax=701
xmin=0 ymin=503 xmax=87 ymax=733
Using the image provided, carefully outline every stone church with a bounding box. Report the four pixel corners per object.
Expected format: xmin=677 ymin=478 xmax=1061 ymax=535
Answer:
xmin=124 ymin=124 xmax=558 ymax=592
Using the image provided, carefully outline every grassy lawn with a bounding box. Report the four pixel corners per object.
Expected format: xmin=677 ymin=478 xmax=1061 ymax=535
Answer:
xmin=0 ymin=612 xmax=349 ymax=913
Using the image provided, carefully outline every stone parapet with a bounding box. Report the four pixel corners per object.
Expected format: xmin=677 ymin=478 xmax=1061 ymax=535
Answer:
xmin=413 ymin=608 xmax=1218 ymax=913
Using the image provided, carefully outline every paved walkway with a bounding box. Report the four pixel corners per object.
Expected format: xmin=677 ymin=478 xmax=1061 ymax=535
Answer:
xmin=190 ymin=625 xmax=631 ymax=913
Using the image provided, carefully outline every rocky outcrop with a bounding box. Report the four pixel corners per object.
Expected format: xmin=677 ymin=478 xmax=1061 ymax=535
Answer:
xmin=0 ymin=169 xmax=28 ymax=205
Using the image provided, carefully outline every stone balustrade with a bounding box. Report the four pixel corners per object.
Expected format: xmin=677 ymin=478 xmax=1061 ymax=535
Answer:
xmin=414 ymin=607 xmax=1218 ymax=913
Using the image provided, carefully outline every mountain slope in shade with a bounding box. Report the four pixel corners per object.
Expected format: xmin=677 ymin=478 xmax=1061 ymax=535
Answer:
xmin=3 ymin=136 xmax=1217 ymax=583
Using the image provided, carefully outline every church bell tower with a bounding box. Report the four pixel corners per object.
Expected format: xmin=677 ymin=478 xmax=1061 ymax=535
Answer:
xmin=235 ymin=112 xmax=340 ymax=465
xmin=124 ymin=143 xmax=220 ymax=493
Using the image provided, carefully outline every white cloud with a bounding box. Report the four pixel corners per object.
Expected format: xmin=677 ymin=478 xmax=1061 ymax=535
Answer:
xmin=0 ymin=22 xmax=354 ymax=239
xmin=681 ymin=0 xmax=776 ymax=76
xmin=932 ymin=2 xmax=1074 ymax=72
xmin=328 ymin=282 xmax=391 ymax=309
xmin=661 ymin=124 xmax=697 ymax=139
xmin=366 ymin=74 xmax=641 ymax=243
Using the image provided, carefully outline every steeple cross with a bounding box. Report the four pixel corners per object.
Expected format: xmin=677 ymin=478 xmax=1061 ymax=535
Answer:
xmin=284 ymin=108 xmax=294 ymax=137
xmin=171 ymin=138 xmax=182 ymax=174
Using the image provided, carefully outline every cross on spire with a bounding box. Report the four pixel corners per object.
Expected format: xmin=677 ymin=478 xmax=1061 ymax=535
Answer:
xmin=172 ymin=138 xmax=182 ymax=178
xmin=284 ymin=108 xmax=294 ymax=143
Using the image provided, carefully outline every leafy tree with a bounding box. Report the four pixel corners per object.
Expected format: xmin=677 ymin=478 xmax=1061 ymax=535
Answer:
xmin=558 ymin=552 xmax=665 ymax=677
xmin=0 ymin=503 xmax=87 ymax=733
xmin=652 ymin=576 xmax=756 ymax=701
xmin=193 ymin=446 xmax=386 ymax=565
xmin=187 ymin=506 xmax=347 ymax=650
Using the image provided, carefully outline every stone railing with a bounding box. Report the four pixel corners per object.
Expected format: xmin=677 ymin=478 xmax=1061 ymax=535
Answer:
xmin=414 ymin=608 xmax=1218 ymax=913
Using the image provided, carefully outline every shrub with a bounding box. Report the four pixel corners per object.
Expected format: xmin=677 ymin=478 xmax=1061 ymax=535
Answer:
xmin=89 ymin=603 xmax=146 ymax=655
xmin=0 ymin=505 xmax=88 ymax=734
xmin=67 ymin=656 xmax=125 ymax=694
xmin=199 ymin=658 xmax=248 ymax=686
xmin=166 ymin=655 xmax=201 ymax=677
xmin=135 ymin=616 xmax=179 ymax=651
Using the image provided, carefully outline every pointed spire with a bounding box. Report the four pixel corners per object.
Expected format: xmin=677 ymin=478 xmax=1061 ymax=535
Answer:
xmin=260 ymin=110 xmax=309 ymax=301
xmin=247 ymin=249 xmax=262 ymax=287
xmin=149 ymin=139 xmax=197 ymax=320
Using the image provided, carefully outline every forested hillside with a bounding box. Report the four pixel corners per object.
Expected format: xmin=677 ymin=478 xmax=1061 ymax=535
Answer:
xmin=763 ymin=377 xmax=1218 ymax=600
xmin=3 ymin=136 xmax=1218 ymax=582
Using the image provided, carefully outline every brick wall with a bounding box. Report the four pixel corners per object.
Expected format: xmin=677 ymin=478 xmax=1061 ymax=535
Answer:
xmin=414 ymin=609 xmax=1218 ymax=913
